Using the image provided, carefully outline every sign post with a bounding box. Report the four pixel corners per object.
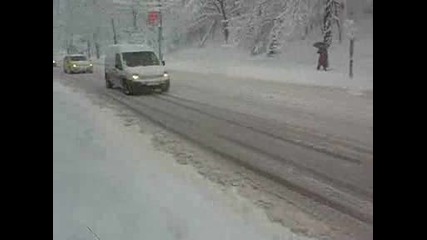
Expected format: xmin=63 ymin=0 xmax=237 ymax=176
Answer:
xmin=147 ymin=1 xmax=162 ymax=61
xmin=148 ymin=11 xmax=159 ymax=25
xmin=158 ymin=1 xmax=163 ymax=62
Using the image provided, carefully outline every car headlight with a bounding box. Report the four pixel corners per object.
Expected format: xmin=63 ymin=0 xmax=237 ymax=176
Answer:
xmin=131 ymin=75 xmax=139 ymax=80
xmin=89 ymin=63 xmax=93 ymax=67
xmin=163 ymin=73 xmax=169 ymax=78
xmin=53 ymin=60 xmax=56 ymax=63
xmin=72 ymin=64 xmax=77 ymax=68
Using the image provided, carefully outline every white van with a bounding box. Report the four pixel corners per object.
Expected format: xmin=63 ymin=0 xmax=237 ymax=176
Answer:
xmin=104 ymin=44 xmax=170 ymax=95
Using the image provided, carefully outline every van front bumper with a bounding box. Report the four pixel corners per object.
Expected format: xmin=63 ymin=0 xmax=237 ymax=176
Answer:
xmin=129 ymin=78 xmax=169 ymax=87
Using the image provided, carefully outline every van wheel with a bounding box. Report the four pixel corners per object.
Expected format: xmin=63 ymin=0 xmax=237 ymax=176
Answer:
xmin=122 ymin=80 xmax=133 ymax=95
xmin=161 ymin=81 xmax=170 ymax=92
xmin=105 ymin=74 xmax=113 ymax=89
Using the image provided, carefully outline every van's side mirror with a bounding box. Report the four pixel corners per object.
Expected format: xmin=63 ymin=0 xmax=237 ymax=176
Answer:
xmin=162 ymin=60 xmax=165 ymax=66
xmin=115 ymin=64 xmax=122 ymax=70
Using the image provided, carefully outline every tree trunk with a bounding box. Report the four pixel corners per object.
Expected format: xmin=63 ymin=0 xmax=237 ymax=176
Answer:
xmin=323 ymin=0 xmax=333 ymax=47
xmin=349 ymin=38 xmax=354 ymax=78
xmin=218 ymin=0 xmax=229 ymax=44
xmin=223 ymin=23 xmax=229 ymax=43
xmin=95 ymin=43 xmax=100 ymax=59
xmin=267 ymin=19 xmax=281 ymax=56
xmin=302 ymin=25 xmax=308 ymax=40
xmin=336 ymin=19 xmax=342 ymax=43
xmin=87 ymin=40 xmax=91 ymax=58
xmin=334 ymin=0 xmax=342 ymax=43
xmin=93 ymin=30 xmax=100 ymax=59
xmin=199 ymin=20 xmax=216 ymax=47
xmin=132 ymin=7 xmax=138 ymax=31
xmin=111 ymin=18 xmax=117 ymax=44
xmin=68 ymin=34 xmax=74 ymax=54
xmin=211 ymin=20 xmax=217 ymax=40
xmin=320 ymin=0 xmax=333 ymax=70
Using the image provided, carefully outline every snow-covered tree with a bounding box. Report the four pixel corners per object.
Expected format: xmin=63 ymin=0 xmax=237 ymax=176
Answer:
xmin=323 ymin=0 xmax=333 ymax=47
xmin=186 ymin=0 xmax=241 ymax=44
xmin=322 ymin=0 xmax=344 ymax=46
xmin=227 ymin=0 xmax=313 ymax=55
xmin=58 ymin=0 xmax=114 ymax=55
xmin=55 ymin=0 xmax=350 ymax=57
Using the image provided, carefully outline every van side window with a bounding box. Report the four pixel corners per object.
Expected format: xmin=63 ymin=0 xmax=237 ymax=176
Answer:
xmin=115 ymin=54 xmax=122 ymax=70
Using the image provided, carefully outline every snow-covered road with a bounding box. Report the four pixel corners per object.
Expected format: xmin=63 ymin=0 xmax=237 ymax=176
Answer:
xmin=53 ymin=80 xmax=315 ymax=240
xmin=53 ymin=62 xmax=373 ymax=239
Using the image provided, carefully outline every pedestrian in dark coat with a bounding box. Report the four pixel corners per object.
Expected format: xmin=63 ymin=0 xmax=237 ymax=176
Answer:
xmin=317 ymin=47 xmax=329 ymax=71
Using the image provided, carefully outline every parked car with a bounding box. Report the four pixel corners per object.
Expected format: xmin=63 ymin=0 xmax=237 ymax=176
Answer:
xmin=63 ymin=54 xmax=93 ymax=74
xmin=104 ymin=44 xmax=170 ymax=95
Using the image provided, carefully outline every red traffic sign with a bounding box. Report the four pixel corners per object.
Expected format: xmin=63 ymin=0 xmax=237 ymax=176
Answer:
xmin=148 ymin=11 xmax=159 ymax=25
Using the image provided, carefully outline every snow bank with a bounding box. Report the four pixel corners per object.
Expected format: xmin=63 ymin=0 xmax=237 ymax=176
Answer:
xmin=166 ymin=39 xmax=372 ymax=91
xmin=166 ymin=16 xmax=372 ymax=91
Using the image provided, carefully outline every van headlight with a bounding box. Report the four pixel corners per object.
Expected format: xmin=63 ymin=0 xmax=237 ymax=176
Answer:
xmin=131 ymin=75 xmax=139 ymax=80
xmin=89 ymin=63 xmax=93 ymax=67
xmin=72 ymin=64 xmax=77 ymax=68
xmin=163 ymin=73 xmax=169 ymax=78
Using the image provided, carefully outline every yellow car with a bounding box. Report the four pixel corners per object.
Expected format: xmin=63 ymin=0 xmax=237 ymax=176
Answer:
xmin=63 ymin=54 xmax=93 ymax=74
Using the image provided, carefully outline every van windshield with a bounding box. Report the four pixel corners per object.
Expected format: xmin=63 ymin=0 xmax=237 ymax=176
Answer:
xmin=70 ymin=56 xmax=87 ymax=61
xmin=122 ymin=51 xmax=160 ymax=67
